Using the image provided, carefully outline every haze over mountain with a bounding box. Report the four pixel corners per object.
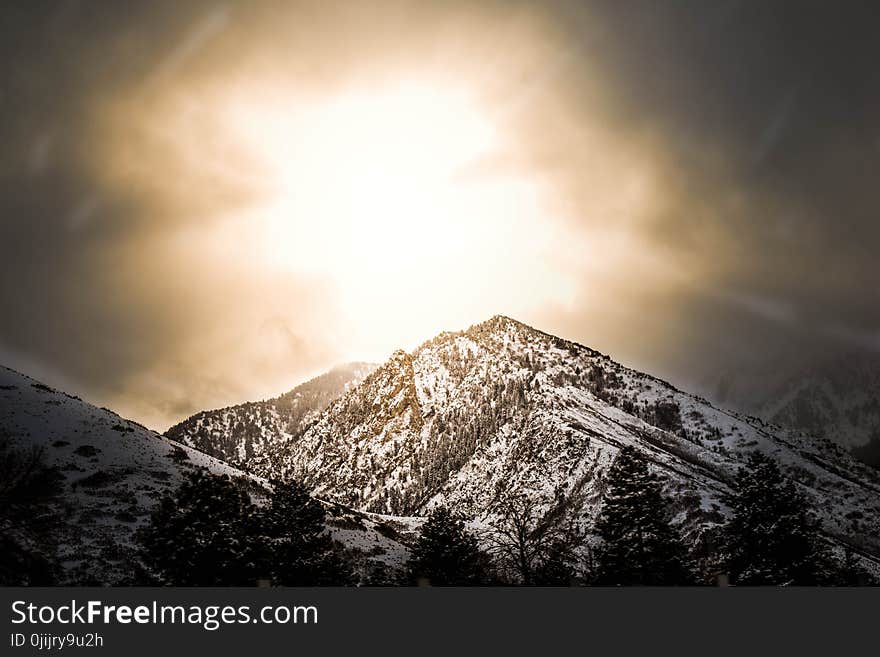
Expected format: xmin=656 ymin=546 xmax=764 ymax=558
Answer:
xmin=710 ymin=355 xmax=880 ymax=459
xmin=176 ymin=316 xmax=880 ymax=567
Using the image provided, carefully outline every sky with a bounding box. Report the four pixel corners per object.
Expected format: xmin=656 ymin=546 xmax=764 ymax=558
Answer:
xmin=1 ymin=0 xmax=879 ymax=431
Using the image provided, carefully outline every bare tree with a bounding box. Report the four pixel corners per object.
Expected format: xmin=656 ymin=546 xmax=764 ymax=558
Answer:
xmin=0 ymin=436 xmax=64 ymax=584
xmin=481 ymin=494 xmax=584 ymax=585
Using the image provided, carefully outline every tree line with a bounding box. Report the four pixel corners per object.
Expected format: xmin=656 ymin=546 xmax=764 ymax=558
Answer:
xmin=405 ymin=447 xmax=875 ymax=586
xmin=1 ymin=435 xmax=875 ymax=586
xmin=136 ymin=474 xmax=353 ymax=585
xmin=137 ymin=446 xmax=876 ymax=586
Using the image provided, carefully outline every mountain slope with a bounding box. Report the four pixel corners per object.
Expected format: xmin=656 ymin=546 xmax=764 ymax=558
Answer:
xmin=260 ymin=316 xmax=880 ymax=562
xmin=166 ymin=362 xmax=376 ymax=469
xmin=709 ymin=355 xmax=880 ymax=472
xmin=0 ymin=365 xmax=406 ymax=584
xmin=758 ymin=358 xmax=880 ymax=449
xmin=0 ymin=366 xmax=253 ymax=584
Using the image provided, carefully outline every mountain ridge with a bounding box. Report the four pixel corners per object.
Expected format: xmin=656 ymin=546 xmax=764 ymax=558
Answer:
xmin=5 ymin=312 xmax=880 ymax=582
xmin=166 ymin=361 xmax=376 ymax=469
xmin=246 ymin=315 xmax=880 ymax=566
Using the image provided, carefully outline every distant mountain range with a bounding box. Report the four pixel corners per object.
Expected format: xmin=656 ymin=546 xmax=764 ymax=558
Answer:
xmin=711 ymin=354 xmax=880 ymax=465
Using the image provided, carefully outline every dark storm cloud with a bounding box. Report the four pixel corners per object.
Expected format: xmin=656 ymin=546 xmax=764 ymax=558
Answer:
xmin=546 ymin=0 xmax=880 ymax=385
xmin=0 ymin=1 xmax=211 ymax=370
xmin=0 ymin=0 xmax=341 ymax=426
xmin=1 ymin=0 xmax=878 ymax=427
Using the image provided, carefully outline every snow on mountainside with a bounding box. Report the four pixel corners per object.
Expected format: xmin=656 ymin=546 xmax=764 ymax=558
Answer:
xmin=166 ymin=362 xmax=376 ymax=469
xmin=257 ymin=316 xmax=880 ymax=563
xmin=0 ymin=366 xmax=251 ymax=584
xmin=0 ymin=365 xmax=407 ymax=584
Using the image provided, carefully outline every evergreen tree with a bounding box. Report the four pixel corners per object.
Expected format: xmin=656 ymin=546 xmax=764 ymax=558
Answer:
xmin=140 ymin=472 xmax=257 ymax=585
xmin=361 ymin=560 xmax=407 ymax=586
xmin=257 ymin=479 xmax=354 ymax=586
xmin=531 ymin=532 xmax=583 ymax=585
xmin=722 ymin=452 xmax=835 ymax=585
xmin=593 ymin=446 xmax=694 ymax=585
xmin=407 ymin=507 xmax=487 ymax=585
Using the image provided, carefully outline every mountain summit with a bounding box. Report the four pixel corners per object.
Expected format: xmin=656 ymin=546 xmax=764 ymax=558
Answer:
xmin=211 ymin=316 xmax=878 ymax=563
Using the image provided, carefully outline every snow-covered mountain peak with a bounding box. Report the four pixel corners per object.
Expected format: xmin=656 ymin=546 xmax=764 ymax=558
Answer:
xmin=260 ymin=316 xmax=880 ymax=568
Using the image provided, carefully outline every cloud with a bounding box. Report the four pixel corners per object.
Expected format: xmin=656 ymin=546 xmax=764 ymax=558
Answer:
xmin=1 ymin=0 xmax=878 ymax=429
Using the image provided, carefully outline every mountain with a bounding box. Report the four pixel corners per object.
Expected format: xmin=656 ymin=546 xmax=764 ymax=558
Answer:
xmin=166 ymin=362 xmax=376 ymax=470
xmin=754 ymin=358 xmax=880 ymax=472
xmin=253 ymin=316 xmax=880 ymax=564
xmin=712 ymin=354 xmax=880 ymax=450
xmin=0 ymin=365 xmax=407 ymax=585
xmin=8 ymin=315 xmax=880 ymax=584
xmin=0 ymin=365 xmax=250 ymax=584
xmin=709 ymin=355 xmax=880 ymax=471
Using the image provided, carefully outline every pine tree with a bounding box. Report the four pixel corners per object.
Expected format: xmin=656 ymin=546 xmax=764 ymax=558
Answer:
xmin=593 ymin=446 xmax=694 ymax=585
xmin=140 ymin=474 xmax=356 ymax=586
xmin=722 ymin=452 xmax=835 ymax=585
xmin=140 ymin=472 xmax=257 ymax=585
xmin=531 ymin=531 xmax=583 ymax=585
xmin=407 ymin=507 xmax=487 ymax=585
xmin=256 ymin=479 xmax=354 ymax=586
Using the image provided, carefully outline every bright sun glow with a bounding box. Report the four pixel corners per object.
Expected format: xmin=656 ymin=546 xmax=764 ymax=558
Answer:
xmin=81 ymin=11 xmax=678 ymax=427
xmin=259 ymin=85 xmax=495 ymax=271
xmin=222 ymin=81 xmax=576 ymax=334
